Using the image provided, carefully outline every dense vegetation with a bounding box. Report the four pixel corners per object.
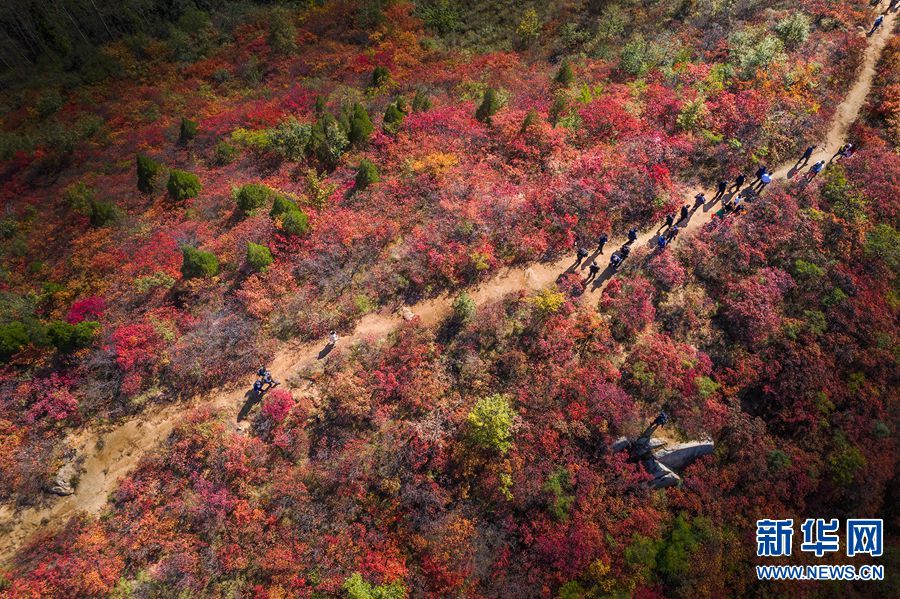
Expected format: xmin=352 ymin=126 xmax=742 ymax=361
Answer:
xmin=0 ymin=1 xmax=896 ymax=596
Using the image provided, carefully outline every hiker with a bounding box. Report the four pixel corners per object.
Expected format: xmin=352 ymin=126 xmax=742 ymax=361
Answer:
xmin=833 ymin=142 xmax=854 ymax=160
xmin=664 ymin=213 xmax=675 ymax=228
xmin=807 ymin=160 xmax=826 ymax=181
xmin=263 ymin=370 xmax=278 ymax=389
xmin=680 ymin=204 xmax=689 ymax=222
xmin=328 ymin=330 xmax=339 ymax=346
xmin=868 ymin=14 xmax=885 ymax=36
xmin=657 ymin=235 xmax=667 ymax=250
xmin=695 ymin=193 xmax=706 ymax=207
xmin=730 ymin=173 xmax=746 ymax=192
xmin=732 ymin=194 xmax=745 ymax=213
xmin=665 ymin=224 xmax=680 ymax=241
xmin=576 ymin=243 xmax=589 ymax=265
xmin=586 ymin=260 xmax=600 ymax=281
xmin=620 ymin=244 xmax=631 ymax=258
xmin=610 ymin=252 xmax=623 ymax=269
xmin=597 ymin=233 xmax=609 ymax=254
xmin=753 ymin=165 xmax=768 ymax=184
xmin=799 ymin=144 xmax=816 ymax=166
xmin=628 ymin=227 xmax=638 ymax=243
xmin=714 ymin=179 xmax=728 ymax=199
xmin=756 ymin=170 xmax=772 ymax=192
xmin=253 ymin=379 xmax=265 ymax=394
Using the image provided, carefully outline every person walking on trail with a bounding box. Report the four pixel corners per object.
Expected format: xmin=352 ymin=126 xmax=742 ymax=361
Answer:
xmin=753 ymin=165 xmax=768 ymax=184
xmin=733 ymin=193 xmax=745 ymax=213
xmin=597 ymin=233 xmax=609 ymax=254
xmin=665 ymin=224 xmax=680 ymax=241
xmin=328 ymin=330 xmax=339 ymax=346
xmin=586 ymin=260 xmax=600 ymax=282
xmin=833 ymin=142 xmax=854 ymax=160
xmin=628 ymin=228 xmax=638 ymax=243
xmin=657 ymin=235 xmax=667 ymax=250
xmin=756 ymin=170 xmax=772 ymax=192
xmin=680 ymin=204 xmax=689 ymax=222
xmin=610 ymin=252 xmax=623 ymax=269
xmin=714 ymin=179 xmax=728 ymax=200
xmin=253 ymin=379 xmax=265 ymax=394
xmin=799 ymin=144 xmax=816 ymax=167
xmin=807 ymin=160 xmax=826 ymax=181
xmin=868 ymin=14 xmax=885 ymax=36
xmin=664 ymin=213 xmax=675 ymax=228
xmin=695 ymin=193 xmax=706 ymax=207
xmin=730 ymin=173 xmax=746 ymax=192
xmin=575 ymin=242 xmax=589 ymax=266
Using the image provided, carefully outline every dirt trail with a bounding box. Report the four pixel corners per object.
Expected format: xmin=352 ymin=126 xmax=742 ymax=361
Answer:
xmin=0 ymin=10 xmax=895 ymax=567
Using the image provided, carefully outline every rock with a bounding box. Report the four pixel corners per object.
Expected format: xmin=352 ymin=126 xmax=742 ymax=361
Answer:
xmin=47 ymin=457 xmax=79 ymax=496
xmin=400 ymin=307 xmax=416 ymax=321
xmin=655 ymin=440 xmax=715 ymax=471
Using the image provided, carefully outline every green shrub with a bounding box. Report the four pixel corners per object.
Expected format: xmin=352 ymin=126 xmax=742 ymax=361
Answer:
xmin=549 ymin=95 xmax=567 ymax=126
xmin=179 ymin=117 xmax=199 ymax=144
xmin=234 ymin=183 xmax=274 ymax=213
xmin=213 ymin=141 xmax=238 ymax=165
xmin=348 ymin=103 xmax=374 ymax=145
xmin=167 ymin=169 xmax=202 ymax=201
xmin=47 ymin=320 xmax=98 ymax=353
xmin=821 ymin=165 xmax=866 ymax=223
xmin=412 ymin=90 xmax=432 ymax=112
xmin=475 ymin=88 xmax=502 ymax=123
xmin=466 ymin=393 xmax=515 ymax=454
xmin=0 ymin=322 xmax=29 ymax=361
xmin=280 ymin=209 xmax=310 ymax=236
xmin=676 ymin=98 xmax=706 ymax=132
xmin=181 ymin=246 xmax=219 ymax=279
xmin=0 ymin=218 xmax=18 ymax=239
xmin=136 ymin=153 xmax=161 ymax=193
xmin=64 ymin=181 xmax=94 ymax=214
xmin=620 ymin=35 xmax=651 ymax=76
xmin=89 ymin=200 xmax=121 ymax=227
xmin=314 ymin=95 xmax=327 ymax=116
xmin=729 ymin=28 xmax=784 ymax=77
xmin=774 ymin=13 xmax=811 ymax=48
xmin=767 ymin=449 xmax=792 ymax=472
xmin=520 ymin=109 xmax=538 ymax=133
xmin=370 ymin=65 xmax=390 ymax=88
xmin=268 ymin=8 xmax=297 ymax=55
xmin=343 ymin=573 xmax=406 ymax=599
xmin=555 ymin=60 xmax=574 ymax=85
xmin=246 ymin=242 xmax=274 ymax=271
xmin=516 ymin=8 xmax=541 ymax=46
xmin=355 ymin=159 xmax=380 ymax=191
xmin=544 ymin=467 xmax=574 ymax=521
xmin=382 ymin=101 xmax=406 ymax=135
xmin=133 ymin=272 xmax=176 ymax=293
xmin=864 ymin=224 xmax=900 ymax=273
xmin=418 ymin=0 xmax=459 ymax=34
xmin=269 ymin=117 xmax=311 ymax=161
xmin=270 ymin=194 xmax=299 ymax=218
xmin=452 ymin=292 xmax=476 ymax=322
xmin=309 ymin=113 xmax=348 ymax=168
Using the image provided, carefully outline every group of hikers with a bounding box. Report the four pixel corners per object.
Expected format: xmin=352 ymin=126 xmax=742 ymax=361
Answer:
xmin=572 ymin=139 xmax=858 ymax=282
xmin=253 ymin=330 xmax=339 ymax=394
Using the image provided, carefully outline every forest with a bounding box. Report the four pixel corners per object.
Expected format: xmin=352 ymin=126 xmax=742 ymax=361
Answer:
xmin=0 ymin=0 xmax=897 ymax=597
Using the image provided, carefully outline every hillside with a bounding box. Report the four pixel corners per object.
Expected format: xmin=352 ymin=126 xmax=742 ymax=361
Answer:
xmin=0 ymin=1 xmax=897 ymax=597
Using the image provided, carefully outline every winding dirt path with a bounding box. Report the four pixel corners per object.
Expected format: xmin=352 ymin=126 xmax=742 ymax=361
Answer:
xmin=0 ymin=8 xmax=895 ymax=566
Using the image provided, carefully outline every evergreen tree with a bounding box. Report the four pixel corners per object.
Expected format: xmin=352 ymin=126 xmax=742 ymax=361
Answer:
xmin=476 ymin=88 xmax=502 ymax=124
